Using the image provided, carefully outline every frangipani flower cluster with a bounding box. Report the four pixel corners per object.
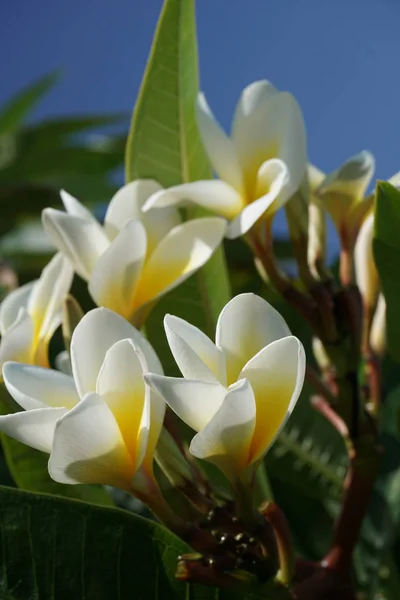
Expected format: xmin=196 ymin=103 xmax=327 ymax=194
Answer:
xmin=0 ymin=289 xmax=305 ymax=498
xmin=42 ymin=181 xmax=226 ymax=324
xmin=143 ymin=80 xmax=307 ymax=239
xmin=145 ymin=294 xmax=305 ymax=483
xmin=0 ymin=308 xmax=165 ymax=493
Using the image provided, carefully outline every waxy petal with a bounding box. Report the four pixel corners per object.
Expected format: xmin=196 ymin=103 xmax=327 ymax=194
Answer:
xmin=196 ymin=93 xmax=244 ymax=194
xmin=71 ymin=308 xmax=162 ymax=397
xmin=226 ymin=159 xmax=289 ymax=238
xmin=189 ymin=379 xmax=256 ymax=481
xmin=319 ymin=151 xmax=375 ymax=200
xmin=143 ymin=180 xmax=244 ymax=220
xmin=49 ymin=393 xmax=134 ymax=488
xmin=355 ymin=213 xmax=378 ymax=309
xmin=164 ymin=314 xmax=226 ymax=384
xmin=239 ymin=336 xmax=305 ymax=463
xmin=104 ymin=180 xmax=180 ymax=253
xmin=96 ymin=339 xmax=149 ymax=464
xmin=28 ymin=253 xmax=74 ymax=342
xmin=88 ymin=220 xmax=147 ymax=320
xmin=0 ymin=407 xmax=67 ymax=454
xmin=3 ymin=362 xmax=78 ymax=411
xmin=0 ymin=281 xmax=35 ymax=335
xmin=42 ymin=208 xmax=109 ymax=280
xmin=232 ymin=81 xmax=306 ymax=195
xmin=216 ymin=293 xmax=291 ymax=384
xmin=0 ymin=309 xmax=34 ymax=371
xmin=143 ymin=374 xmax=226 ymax=433
xmin=134 ymin=218 xmax=226 ymax=309
xmin=317 ymin=151 xmax=375 ymax=231
xmin=55 ymin=351 xmax=73 ymax=375
xmin=60 ymin=190 xmax=98 ymax=222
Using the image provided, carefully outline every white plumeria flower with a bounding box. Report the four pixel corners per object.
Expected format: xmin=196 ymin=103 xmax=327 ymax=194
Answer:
xmin=0 ymin=308 xmax=165 ymax=492
xmin=42 ymin=181 xmax=226 ymax=324
xmin=0 ymin=253 xmax=73 ymax=372
xmin=314 ymin=151 xmax=375 ymax=249
xmin=144 ymin=293 xmax=305 ymax=483
xmin=142 ymin=81 xmax=307 ymax=239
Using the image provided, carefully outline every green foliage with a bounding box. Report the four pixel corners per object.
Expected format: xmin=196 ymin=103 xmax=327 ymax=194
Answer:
xmin=125 ymin=0 xmax=231 ymax=369
xmin=374 ymin=181 xmax=400 ymax=362
xmin=0 ymin=388 xmax=113 ymax=507
xmin=0 ymin=485 xmax=292 ymax=600
xmin=0 ymin=72 xmax=59 ymax=134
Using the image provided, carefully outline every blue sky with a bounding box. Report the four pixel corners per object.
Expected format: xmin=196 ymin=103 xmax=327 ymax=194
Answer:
xmin=1 ymin=0 xmax=400 ymax=182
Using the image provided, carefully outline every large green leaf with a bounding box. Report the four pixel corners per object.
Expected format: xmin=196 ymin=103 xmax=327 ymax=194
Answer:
xmin=125 ymin=0 xmax=230 ymax=364
xmin=0 ymin=485 xmax=292 ymax=600
xmin=0 ymin=72 xmax=59 ymax=135
xmin=0 ymin=389 xmax=113 ymax=507
xmin=374 ymin=181 xmax=400 ymax=362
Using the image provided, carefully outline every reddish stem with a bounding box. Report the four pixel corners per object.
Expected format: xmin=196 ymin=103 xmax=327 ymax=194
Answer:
xmin=322 ymin=448 xmax=381 ymax=573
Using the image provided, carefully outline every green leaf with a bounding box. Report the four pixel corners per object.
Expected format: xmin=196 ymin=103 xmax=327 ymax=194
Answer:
xmin=374 ymin=181 xmax=400 ymax=362
xmin=0 ymin=388 xmax=113 ymax=507
xmin=266 ymin=374 xmax=347 ymax=503
xmin=0 ymin=485 xmax=292 ymax=599
xmin=0 ymin=72 xmax=59 ymax=134
xmin=125 ymin=0 xmax=231 ymax=361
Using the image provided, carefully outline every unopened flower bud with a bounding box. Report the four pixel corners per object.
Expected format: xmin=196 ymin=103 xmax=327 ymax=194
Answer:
xmin=316 ymin=151 xmax=375 ymax=250
xmin=307 ymin=165 xmax=327 ymax=280
xmin=370 ymin=294 xmax=386 ymax=357
xmin=154 ymin=429 xmax=193 ymax=489
xmin=285 ymin=177 xmax=312 ymax=285
xmin=312 ymin=337 xmax=330 ymax=371
xmin=354 ymin=213 xmax=379 ymax=311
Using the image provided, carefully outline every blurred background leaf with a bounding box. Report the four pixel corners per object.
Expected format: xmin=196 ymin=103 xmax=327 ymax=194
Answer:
xmin=0 ymin=72 xmax=127 ymax=279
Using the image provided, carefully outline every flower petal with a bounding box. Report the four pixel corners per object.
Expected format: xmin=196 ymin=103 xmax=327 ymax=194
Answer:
xmin=96 ymin=339 xmax=149 ymax=464
xmin=104 ymin=180 xmax=180 ymax=253
xmin=0 ymin=407 xmax=67 ymax=454
xmin=0 ymin=309 xmax=34 ymax=372
xmin=88 ymin=220 xmax=147 ymax=320
xmin=232 ymin=81 xmax=304 ymax=193
xmin=142 ymin=181 xmax=244 ymax=220
xmin=308 ymin=164 xmax=325 ymax=193
xmin=319 ymin=151 xmax=375 ymax=200
xmin=272 ymin=93 xmax=307 ymax=197
xmin=370 ymin=294 xmax=386 ymax=357
xmin=196 ymin=93 xmax=244 ymax=194
xmin=0 ymin=281 xmax=35 ymax=335
xmin=2 ymin=362 xmax=78 ymax=411
xmin=354 ymin=212 xmax=378 ymax=309
xmin=71 ymin=307 xmax=162 ymax=397
xmin=28 ymin=253 xmax=74 ymax=342
xmin=55 ymin=351 xmax=72 ymax=375
xmin=239 ymin=336 xmax=305 ymax=463
xmin=164 ymin=314 xmax=226 ymax=384
xmin=317 ymin=151 xmax=375 ymax=231
xmin=49 ymin=392 xmax=134 ymax=488
xmin=143 ymin=373 xmax=226 ymax=432
xmin=42 ymin=208 xmax=109 ymax=280
xmin=226 ymin=159 xmax=289 ymax=238
xmin=134 ymin=218 xmax=226 ymax=310
xmin=189 ymin=379 xmax=256 ymax=481
xmin=216 ymin=293 xmax=291 ymax=384
xmin=60 ymin=190 xmax=98 ymax=222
